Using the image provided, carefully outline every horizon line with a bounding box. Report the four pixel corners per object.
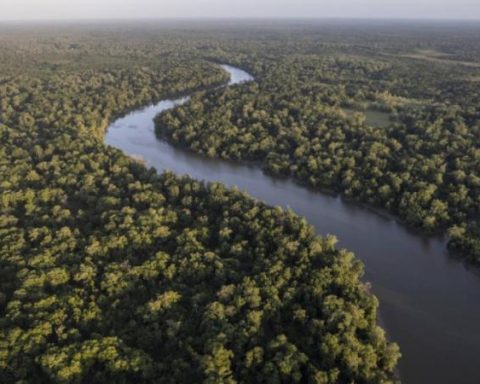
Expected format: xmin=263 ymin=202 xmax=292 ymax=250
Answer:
xmin=1 ymin=16 xmax=480 ymax=23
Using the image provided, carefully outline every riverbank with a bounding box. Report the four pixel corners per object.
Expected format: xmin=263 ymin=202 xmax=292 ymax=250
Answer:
xmin=105 ymin=64 xmax=480 ymax=384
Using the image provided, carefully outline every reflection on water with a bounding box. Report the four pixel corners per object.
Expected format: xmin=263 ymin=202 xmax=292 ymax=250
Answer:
xmin=105 ymin=64 xmax=480 ymax=384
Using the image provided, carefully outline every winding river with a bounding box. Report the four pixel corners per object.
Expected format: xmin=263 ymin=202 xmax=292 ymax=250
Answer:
xmin=105 ymin=64 xmax=480 ymax=384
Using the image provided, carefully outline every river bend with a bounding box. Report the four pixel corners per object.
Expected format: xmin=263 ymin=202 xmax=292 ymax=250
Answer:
xmin=105 ymin=64 xmax=480 ymax=384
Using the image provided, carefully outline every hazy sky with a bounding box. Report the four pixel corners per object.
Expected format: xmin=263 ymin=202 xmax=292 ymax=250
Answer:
xmin=1 ymin=0 xmax=479 ymax=21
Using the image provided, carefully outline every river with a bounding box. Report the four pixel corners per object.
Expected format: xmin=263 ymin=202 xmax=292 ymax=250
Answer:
xmin=105 ymin=64 xmax=480 ymax=384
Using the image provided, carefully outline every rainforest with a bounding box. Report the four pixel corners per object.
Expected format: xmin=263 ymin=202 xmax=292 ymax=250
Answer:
xmin=1 ymin=20 xmax=480 ymax=384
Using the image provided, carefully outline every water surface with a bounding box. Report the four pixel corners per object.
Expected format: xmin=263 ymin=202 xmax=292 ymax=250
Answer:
xmin=105 ymin=64 xmax=480 ymax=384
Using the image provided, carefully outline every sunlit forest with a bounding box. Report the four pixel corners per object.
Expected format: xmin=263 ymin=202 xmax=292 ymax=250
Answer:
xmin=1 ymin=20 xmax=480 ymax=383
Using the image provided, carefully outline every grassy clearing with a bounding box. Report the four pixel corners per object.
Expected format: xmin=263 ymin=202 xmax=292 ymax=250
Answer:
xmin=400 ymin=49 xmax=480 ymax=68
xmin=342 ymin=107 xmax=392 ymax=128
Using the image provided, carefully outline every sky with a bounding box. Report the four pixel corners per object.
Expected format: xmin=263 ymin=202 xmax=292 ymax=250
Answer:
xmin=0 ymin=0 xmax=479 ymax=21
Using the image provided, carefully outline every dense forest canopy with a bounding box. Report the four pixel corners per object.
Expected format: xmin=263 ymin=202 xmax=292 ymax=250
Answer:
xmin=1 ymin=19 xmax=480 ymax=383
xmin=0 ymin=21 xmax=409 ymax=383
